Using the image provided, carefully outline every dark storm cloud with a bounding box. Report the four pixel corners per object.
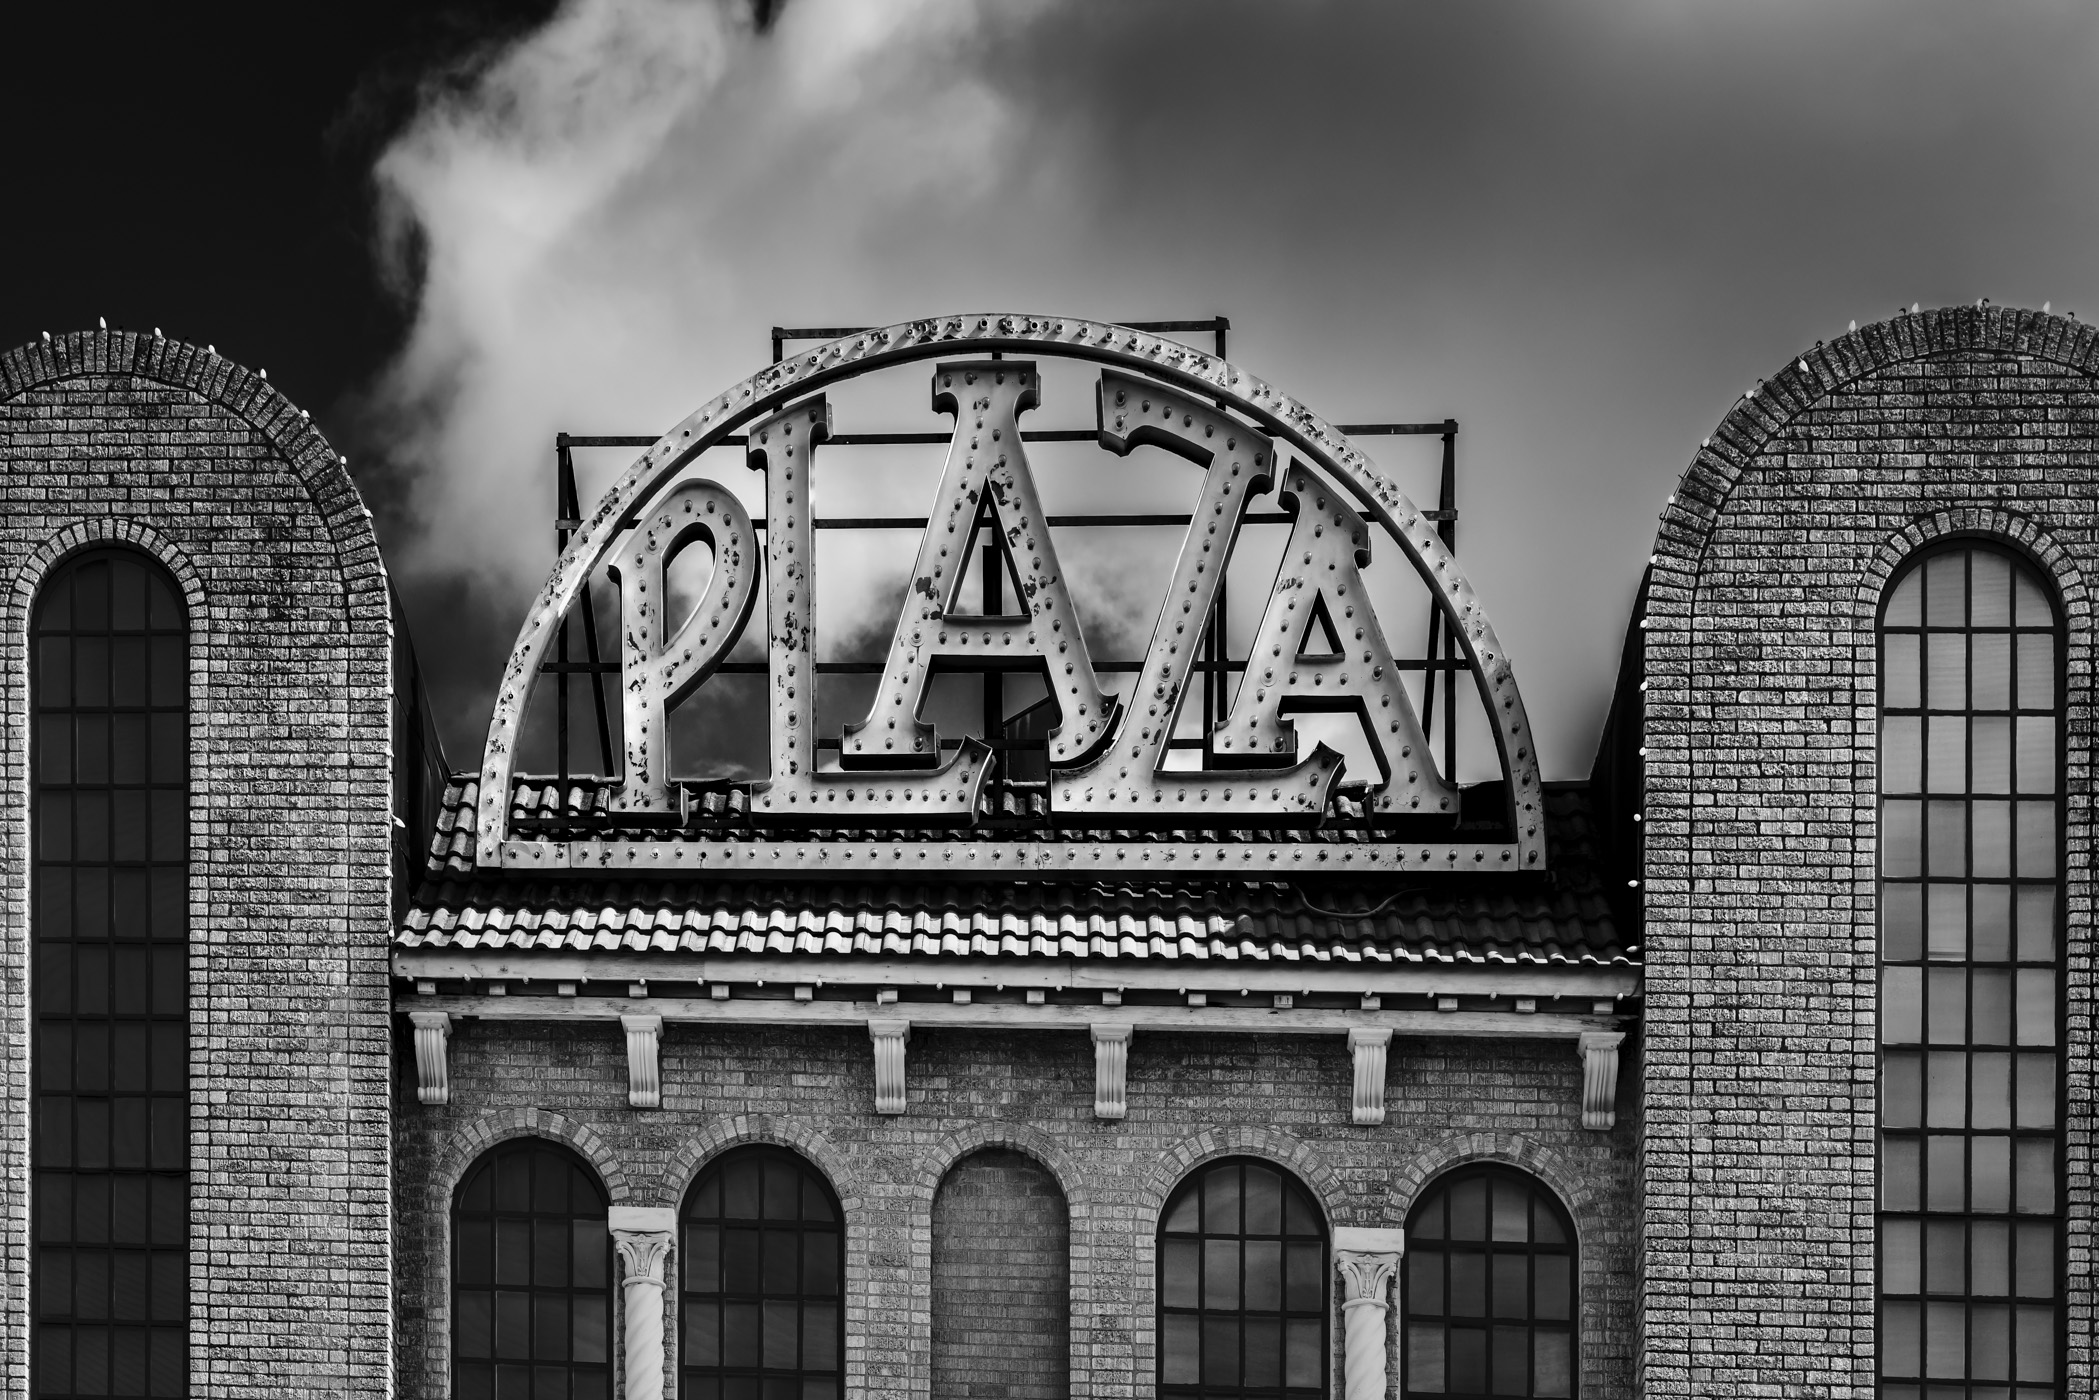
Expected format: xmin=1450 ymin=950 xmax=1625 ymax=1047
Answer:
xmin=356 ymin=0 xmax=2099 ymax=771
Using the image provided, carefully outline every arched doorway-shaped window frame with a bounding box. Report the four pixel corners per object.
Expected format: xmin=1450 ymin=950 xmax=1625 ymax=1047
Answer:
xmin=679 ymin=1145 xmax=845 ymax=1400
xmin=931 ymin=1146 xmax=1070 ymax=1399
xmin=451 ymin=1138 xmax=613 ymax=1400
xmin=32 ymin=547 xmax=189 ymax=1400
xmin=1878 ymin=541 xmax=2063 ymax=1395
xmin=1402 ymin=1163 xmax=1578 ymax=1398
xmin=1157 ymin=1157 xmax=1328 ymax=1399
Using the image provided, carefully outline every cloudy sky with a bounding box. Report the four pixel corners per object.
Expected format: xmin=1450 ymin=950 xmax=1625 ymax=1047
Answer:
xmin=11 ymin=0 xmax=2099 ymax=779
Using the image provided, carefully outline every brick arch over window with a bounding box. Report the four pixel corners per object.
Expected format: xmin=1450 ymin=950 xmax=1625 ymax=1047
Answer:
xmin=911 ymin=1121 xmax=1089 ymax=1211
xmin=1136 ymin=1128 xmax=1345 ymax=1227
xmin=1390 ymin=1133 xmax=1605 ymax=1243
xmin=662 ymin=1115 xmax=863 ymax=1213
xmin=1858 ymin=510 xmax=2091 ymax=636
xmin=429 ymin=1111 xmax=634 ymax=1207
xmin=10 ymin=522 xmax=208 ymax=627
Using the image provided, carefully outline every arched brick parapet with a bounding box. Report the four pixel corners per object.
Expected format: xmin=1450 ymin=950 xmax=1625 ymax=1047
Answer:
xmin=0 ymin=330 xmax=385 ymax=623
xmin=1652 ymin=306 xmax=2099 ymax=588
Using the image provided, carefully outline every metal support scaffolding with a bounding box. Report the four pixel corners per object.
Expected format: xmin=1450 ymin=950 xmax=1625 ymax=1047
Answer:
xmin=545 ymin=319 xmax=1460 ymax=786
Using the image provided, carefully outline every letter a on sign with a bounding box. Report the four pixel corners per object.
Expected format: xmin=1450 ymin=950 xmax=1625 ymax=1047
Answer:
xmin=1055 ymin=373 xmax=1345 ymax=821
xmin=1211 ymin=464 xmax=1455 ymax=815
xmin=842 ymin=362 xmax=1117 ymax=769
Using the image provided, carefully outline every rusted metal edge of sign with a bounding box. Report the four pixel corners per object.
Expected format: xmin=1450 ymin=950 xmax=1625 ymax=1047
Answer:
xmin=476 ymin=313 xmax=1545 ymax=872
xmin=494 ymin=837 xmax=1524 ymax=875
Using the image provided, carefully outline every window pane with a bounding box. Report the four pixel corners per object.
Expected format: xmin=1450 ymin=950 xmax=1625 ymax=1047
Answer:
xmin=1885 ymin=633 xmax=1921 ymax=705
xmin=1885 ymin=549 xmax=2063 ymax=1392
xmin=1407 ymin=1324 xmax=1445 ymax=1392
xmin=34 ymin=553 xmax=189 ymax=1394
xmin=1883 ymin=885 xmax=1924 ymax=960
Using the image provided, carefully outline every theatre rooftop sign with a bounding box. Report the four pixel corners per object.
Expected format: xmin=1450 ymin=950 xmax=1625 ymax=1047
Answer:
xmin=477 ymin=314 xmax=1545 ymax=877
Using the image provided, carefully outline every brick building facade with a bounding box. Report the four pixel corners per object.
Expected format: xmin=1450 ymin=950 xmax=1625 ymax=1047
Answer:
xmin=0 ymin=307 xmax=2087 ymax=1397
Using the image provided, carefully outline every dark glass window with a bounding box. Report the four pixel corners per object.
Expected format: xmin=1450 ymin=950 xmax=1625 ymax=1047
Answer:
xmin=1402 ymin=1165 xmax=1576 ymax=1399
xmin=33 ymin=550 xmax=188 ymax=1400
xmin=1157 ymin=1158 xmax=1327 ymax=1400
xmin=452 ymin=1140 xmax=612 ymax=1400
xmin=680 ymin=1146 xmax=844 ymax=1400
xmin=1879 ymin=545 xmax=2062 ymax=1398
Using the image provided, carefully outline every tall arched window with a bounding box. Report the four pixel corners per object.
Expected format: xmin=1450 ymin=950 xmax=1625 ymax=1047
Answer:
xmin=33 ymin=549 xmax=188 ymax=1400
xmin=1401 ymin=1165 xmax=1576 ymax=1398
xmin=452 ymin=1139 xmax=612 ymax=1400
xmin=1157 ymin=1158 xmax=1327 ymax=1399
xmin=680 ymin=1146 xmax=844 ymax=1400
xmin=1879 ymin=543 xmax=2062 ymax=1396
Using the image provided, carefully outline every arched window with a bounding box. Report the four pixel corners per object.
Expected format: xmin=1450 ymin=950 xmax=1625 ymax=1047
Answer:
xmin=1879 ymin=544 xmax=2062 ymax=1395
xmin=680 ymin=1146 xmax=843 ymax=1400
xmin=1157 ymin=1158 xmax=1327 ymax=1399
xmin=932 ymin=1148 xmax=1068 ymax=1399
xmin=1402 ymin=1165 xmax=1576 ymax=1398
xmin=452 ymin=1139 xmax=612 ymax=1400
xmin=33 ymin=549 xmax=188 ymax=1400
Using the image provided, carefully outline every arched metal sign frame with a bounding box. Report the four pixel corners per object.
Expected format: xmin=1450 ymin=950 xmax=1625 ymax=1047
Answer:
xmin=476 ymin=313 xmax=1545 ymax=874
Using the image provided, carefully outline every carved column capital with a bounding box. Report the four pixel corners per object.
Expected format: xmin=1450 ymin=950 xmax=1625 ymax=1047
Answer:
xmin=1091 ymin=1022 xmax=1133 ymax=1120
xmin=1578 ymin=1030 xmax=1625 ymax=1131
xmin=613 ymin=1228 xmax=672 ymax=1285
xmin=409 ymin=1011 xmax=451 ymax=1106
xmin=869 ymin=1017 xmax=911 ymax=1115
xmin=1337 ymin=1250 xmax=1400 ymax=1306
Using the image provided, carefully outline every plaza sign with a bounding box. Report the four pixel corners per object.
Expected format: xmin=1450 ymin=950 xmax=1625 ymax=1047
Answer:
xmin=478 ymin=316 xmax=1545 ymax=876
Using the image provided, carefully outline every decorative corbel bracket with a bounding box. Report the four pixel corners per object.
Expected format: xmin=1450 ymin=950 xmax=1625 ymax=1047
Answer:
xmin=409 ymin=1011 xmax=451 ymax=1106
xmin=622 ymin=1013 xmax=663 ymax=1109
xmin=869 ymin=1018 xmax=911 ymax=1114
xmin=1578 ymin=1030 xmax=1625 ymax=1131
xmin=1348 ymin=1027 xmax=1392 ymax=1125
xmin=1091 ymin=1022 xmax=1133 ymax=1119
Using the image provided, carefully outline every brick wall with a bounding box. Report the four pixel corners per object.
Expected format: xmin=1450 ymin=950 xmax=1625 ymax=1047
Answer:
xmin=395 ymin=1020 xmax=1636 ymax=1399
xmin=1642 ymin=306 xmax=2099 ymax=1396
xmin=0 ymin=331 xmax=395 ymax=1397
xmin=931 ymin=1146 xmax=1069 ymax=1399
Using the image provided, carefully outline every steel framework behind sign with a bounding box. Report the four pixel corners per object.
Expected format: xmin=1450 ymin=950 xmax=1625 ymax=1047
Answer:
xmin=543 ymin=317 xmax=1463 ymax=792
